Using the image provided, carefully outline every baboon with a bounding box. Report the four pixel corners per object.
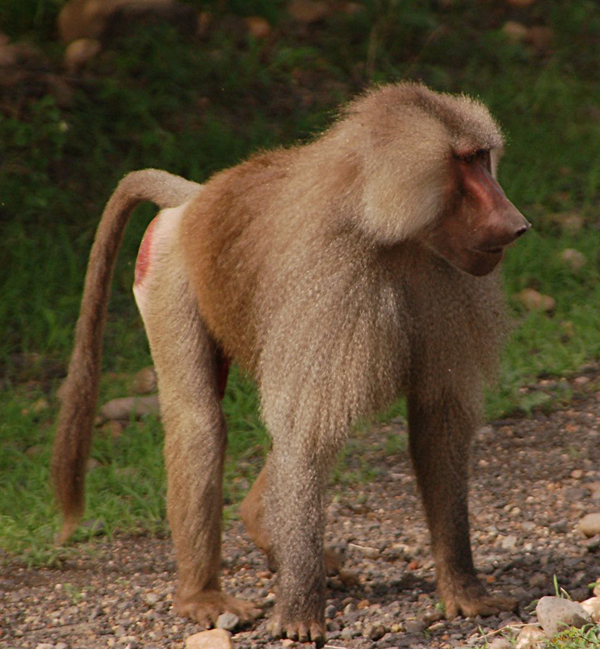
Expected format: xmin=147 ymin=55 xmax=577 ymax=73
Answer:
xmin=53 ymin=82 xmax=530 ymax=644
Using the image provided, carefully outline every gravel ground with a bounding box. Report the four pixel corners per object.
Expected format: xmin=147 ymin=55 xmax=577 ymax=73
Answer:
xmin=3 ymin=372 xmax=600 ymax=649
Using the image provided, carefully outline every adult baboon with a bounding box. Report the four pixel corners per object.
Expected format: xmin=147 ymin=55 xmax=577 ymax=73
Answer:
xmin=53 ymin=82 xmax=529 ymax=644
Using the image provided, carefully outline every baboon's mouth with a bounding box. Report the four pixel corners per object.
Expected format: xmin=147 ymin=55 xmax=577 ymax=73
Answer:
xmin=473 ymin=246 xmax=503 ymax=255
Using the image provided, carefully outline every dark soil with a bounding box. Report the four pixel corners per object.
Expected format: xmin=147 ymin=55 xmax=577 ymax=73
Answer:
xmin=3 ymin=375 xmax=600 ymax=649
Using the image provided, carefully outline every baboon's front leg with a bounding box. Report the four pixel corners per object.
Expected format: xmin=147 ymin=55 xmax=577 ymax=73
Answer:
xmin=262 ymin=442 xmax=332 ymax=645
xmin=408 ymin=393 xmax=517 ymax=618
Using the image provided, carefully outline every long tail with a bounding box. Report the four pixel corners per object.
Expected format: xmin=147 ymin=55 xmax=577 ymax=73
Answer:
xmin=52 ymin=169 xmax=201 ymax=544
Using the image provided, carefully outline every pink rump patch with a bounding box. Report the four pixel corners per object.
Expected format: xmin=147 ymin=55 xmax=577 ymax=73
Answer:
xmin=134 ymin=218 xmax=158 ymax=286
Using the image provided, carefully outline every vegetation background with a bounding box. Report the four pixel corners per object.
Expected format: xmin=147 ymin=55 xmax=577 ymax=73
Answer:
xmin=1 ymin=0 xmax=600 ymax=564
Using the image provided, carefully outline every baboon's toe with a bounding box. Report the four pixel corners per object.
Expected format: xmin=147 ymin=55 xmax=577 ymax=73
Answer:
xmin=267 ymin=615 xmax=326 ymax=646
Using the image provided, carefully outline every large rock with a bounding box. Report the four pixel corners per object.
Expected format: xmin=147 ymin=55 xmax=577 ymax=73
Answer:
xmin=536 ymin=596 xmax=590 ymax=637
xmin=581 ymin=596 xmax=600 ymax=622
xmin=185 ymin=629 xmax=233 ymax=649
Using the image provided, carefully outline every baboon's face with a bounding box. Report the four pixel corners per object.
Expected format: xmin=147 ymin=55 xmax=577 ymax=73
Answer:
xmin=424 ymin=149 xmax=530 ymax=276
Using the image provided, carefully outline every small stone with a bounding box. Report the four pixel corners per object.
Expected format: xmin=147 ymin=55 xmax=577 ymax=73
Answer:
xmin=515 ymin=624 xmax=546 ymax=648
xmin=99 ymin=419 xmax=125 ymax=439
xmin=571 ymin=469 xmax=584 ymax=479
xmin=216 ymin=612 xmax=239 ymax=631
xmin=245 ymin=16 xmax=271 ymax=38
xmin=422 ymin=609 xmax=444 ymax=624
xmin=132 ymin=366 xmax=157 ymax=394
xmin=100 ymin=395 xmax=160 ymax=421
xmin=64 ymin=38 xmax=101 ymax=73
xmin=501 ymin=535 xmax=518 ymax=550
xmin=529 ymin=572 xmax=547 ymax=589
xmin=502 ymin=21 xmax=528 ymax=44
xmin=348 ymin=542 xmax=380 ymax=558
xmin=144 ymin=593 xmax=161 ymax=606
xmin=325 ymin=604 xmax=337 ymax=618
xmin=578 ymin=513 xmax=600 ymax=538
xmin=404 ymin=619 xmax=426 ymax=633
xmin=428 ymin=621 xmax=445 ymax=632
xmin=368 ymin=624 xmax=387 ymax=640
xmin=573 ymin=376 xmax=590 ymax=386
xmin=580 ymin=596 xmax=600 ymax=622
xmin=185 ymin=629 xmax=233 ymax=649
xmin=552 ymin=212 xmax=584 ymax=232
xmin=517 ymin=288 xmax=555 ymax=312
xmin=340 ymin=626 xmax=354 ymax=640
xmin=36 ymin=644 xmax=55 ymax=649
xmin=288 ymin=0 xmax=330 ymax=23
xmin=489 ymin=638 xmax=513 ymax=649
xmin=560 ymin=249 xmax=586 ymax=272
xmin=536 ymin=596 xmax=590 ymax=637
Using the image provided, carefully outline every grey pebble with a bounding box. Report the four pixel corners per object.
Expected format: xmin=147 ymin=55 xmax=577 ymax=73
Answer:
xmin=216 ymin=611 xmax=240 ymax=631
xmin=487 ymin=638 xmax=512 ymax=649
xmin=404 ymin=619 xmax=426 ymax=633
xmin=528 ymin=572 xmax=547 ymax=588
xmin=144 ymin=592 xmax=161 ymax=606
xmin=367 ymin=624 xmax=387 ymax=640
xmin=340 ymin=626 xmax=358 ymax=640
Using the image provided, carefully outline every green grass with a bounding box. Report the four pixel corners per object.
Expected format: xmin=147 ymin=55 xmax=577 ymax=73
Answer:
xmin=477 ymin=625 xmax=600 ymax=648
xmin=2 ymin=0 xmax=600 ymax=561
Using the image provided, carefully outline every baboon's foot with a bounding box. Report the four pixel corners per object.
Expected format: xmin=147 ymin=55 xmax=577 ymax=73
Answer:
xmin=175 ymin=590 xmax=261 ymax=627
xmin=440 ymin=577 xmax=518 ymax=618
xmin=267 ymin=613 xmax=326 ymax=647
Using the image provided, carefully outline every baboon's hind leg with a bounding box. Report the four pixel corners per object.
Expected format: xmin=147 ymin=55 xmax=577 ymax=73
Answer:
xmin=134 ymin=205 xmax=260 ymax=626
xmin=240 ymin=464 xmax=344 ymax=576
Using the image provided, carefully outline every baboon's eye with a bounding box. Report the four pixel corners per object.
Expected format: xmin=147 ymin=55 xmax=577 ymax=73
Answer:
xmin=456 ymin=149 xmax=491 ymax=171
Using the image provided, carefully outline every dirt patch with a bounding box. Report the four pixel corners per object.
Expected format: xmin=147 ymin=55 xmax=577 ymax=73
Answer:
xmin=2 ymin=385 xmax=600 ymax=648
